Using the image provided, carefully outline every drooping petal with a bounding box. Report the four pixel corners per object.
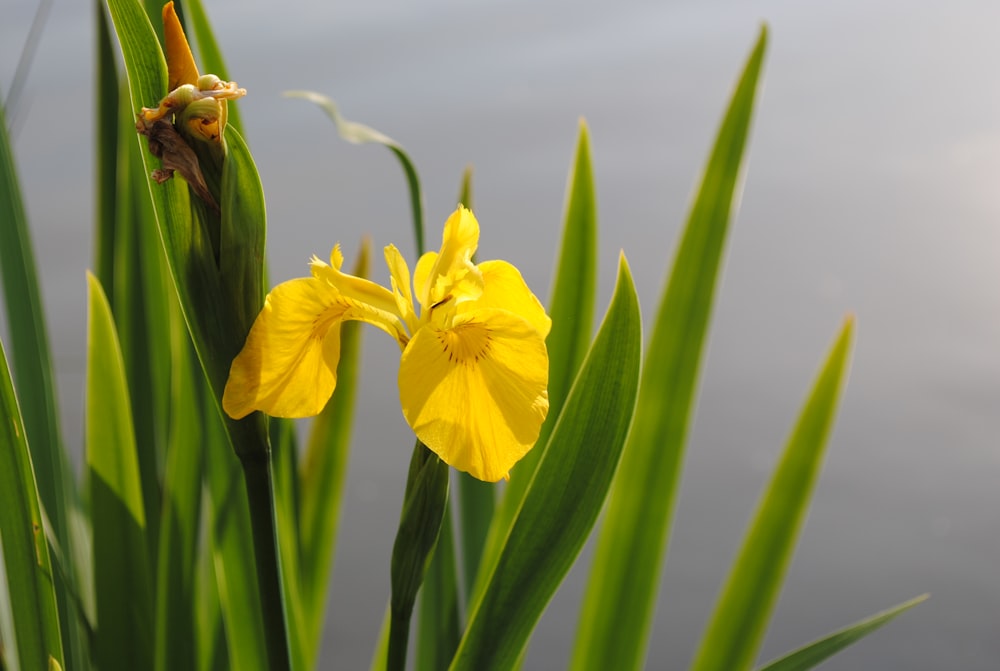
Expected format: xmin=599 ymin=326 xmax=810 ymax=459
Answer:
xmin=311 ymin=247 xmax=407 ymax=341
xmin=463 ymin=260 xmax=552 ymax=339
xmin=418 ymin=207 xmax=484 ymax=309
xmin=398 ymin=309 xmax=549 ymax=482
xmin=223 ymin=277 xmax=344 ymax=419
xmin=224 ymin=258 xmax=407 ymax=418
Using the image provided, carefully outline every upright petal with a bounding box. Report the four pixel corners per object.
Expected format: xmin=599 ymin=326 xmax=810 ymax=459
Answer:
xmin=418 ymin=207 xmax=484 ymax=309
xmin=412 ymin=251 xmax=437 ymax=311
xmin=398 ymin=309 xmax=549 ymax=482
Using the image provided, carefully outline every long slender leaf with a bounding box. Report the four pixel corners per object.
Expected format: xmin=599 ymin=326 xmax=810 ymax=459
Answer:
xmin=0 ymin=83 xmax=80 ymax=671
xmin=86 ymin=272 xmax=154 ymax=670
xmin=284 ymin=91 xmax=425 ymax=254
xmin=416 ymin=512 xmax=461 ymax=671
xmin=690 ymin=316 xmax=855 ymax=671
xmin=114 ymin=93 xmax=166 ymax=563
xmin=271 ymin=415 xmax=308 ymax=671
xmin=532 ymin=118 xmax=598 ymax=440
xmin=369 ymin=608 xmax=391 ymax=671
xmin=299 ymin=242 xmax=369 ymax=665
xmin=0 ymin=338 xmax=64 ymax=671
xmin=387 ymin=444 xmax=450 ymax=671
xmin=195 ymin=507 xmax=228 ymax=671
xmin=94 ymin=0 xmax=120 ymax=294
xmin=570 ymin=29 xmax=768 ymax=671
xmin=757 ymin=594 xmax=928 ymax=671
xmin=451 ymin=255 xmax=642 ymax=671
xmin=153 ymin=325 xmax=203 ymax=671
xmin=476 ymin=120 xmax=598 ymax=607
xmin=203 ymin=402 xmax=268 ymax=671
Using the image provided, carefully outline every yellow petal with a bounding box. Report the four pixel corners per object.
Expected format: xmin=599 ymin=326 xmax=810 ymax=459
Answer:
xmin=223 ymin=277 xmax=343 ymax=419
xmin=308 ymin=247 xmax=408 ymax=347
xmin=398 ymin=309 xmax=549 ymax=482
xmin=418 ymin=206 xmax=483 ymax=309
xmin=385 ymin=244 xmax=418 ymax=336
xmin=163 ymin=2 xmax=200 ymax=90
xmin=463 ymin=260 xmax=552 ymax=339
xmin=412 ymin=251 xmax=437 ymax=311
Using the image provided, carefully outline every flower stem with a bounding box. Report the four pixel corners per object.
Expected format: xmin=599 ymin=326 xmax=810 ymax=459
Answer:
xmin=240 ymin=447 xmax=293 ymax=671
xmin=387 ymin=441 xmax=450 ymax=671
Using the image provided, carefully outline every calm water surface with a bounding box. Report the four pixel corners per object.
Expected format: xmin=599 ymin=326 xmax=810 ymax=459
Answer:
xmin=2 ymin=0 xmax=999 ymax=668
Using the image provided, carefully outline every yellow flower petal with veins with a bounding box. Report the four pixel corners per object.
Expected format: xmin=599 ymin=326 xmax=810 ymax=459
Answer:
xmin=398 ymin=309 xmax=549 ymax=482
xmin=223 ymin=247 xmax=405 ymax=418
xmin=222 ymin=276 xmax=343 ymax=419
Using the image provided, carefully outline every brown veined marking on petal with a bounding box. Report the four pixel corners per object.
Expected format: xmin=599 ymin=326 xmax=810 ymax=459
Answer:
xmin=436 ymin=322 xmax=493 ymax=367
xmin=163 ymin=2 xmax=200 ymax=90
xmin=312 ymin=300 xmax=350 ymax=341
xmin=311 ymin=295 xmax=409 ymax=347
xmin=430 ymin=293 xmax=453 ymax=310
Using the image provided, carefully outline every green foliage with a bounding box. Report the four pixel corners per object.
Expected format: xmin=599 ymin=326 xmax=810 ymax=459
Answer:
xmin=86 ymin=273 xmax=154 ymax=670
xmin=757 ymin=594 xmax=929 ymax=671
xmin=689 ymin=317 xmax=854 ymax=671
xmin=0 ymin=6 xmax=926 ymax=671
xmin=572 ymin=28 xmax=768 ymax=671
xmin=0 ymin=338 xmax=64 ymax=671
xmin=0 ymin=83 xmax=81 ymax=671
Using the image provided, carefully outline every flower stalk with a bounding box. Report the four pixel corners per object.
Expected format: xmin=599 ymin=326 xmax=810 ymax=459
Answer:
xmin=239 ymin=441 xmax=294 ymax=671
xmin=388 ymin=441 xmax=450 ymax=671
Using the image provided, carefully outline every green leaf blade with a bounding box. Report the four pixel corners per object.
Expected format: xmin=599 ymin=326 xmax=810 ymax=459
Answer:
xmin=203 ymin=405 xmax=269 ymax=671
xmin=417 ymin=512 xmax=461 ymax=671
xmin=0 ymin=84 xmax=80 ymax=669
xmin=0 ymin=338 xmax=65 ymax=671
xmin=388 ymin=443 xmax=450 ymax=670
xmin=539 ymin=118 xmax=598 ymax=425
xmin=690 ymin=316 xmax=856 ymax=671
xmin=86 ymin=272 xmax=154 ymax=670
xmin=571 ymin=28 xmax=768 ymax=671
xmin=153 ymin=331 xmax=204 ymax=671
xmin=451 ymin=254 xmax=642 ymax=671
xmin=757 ymin=594 xmax=928 ymax=671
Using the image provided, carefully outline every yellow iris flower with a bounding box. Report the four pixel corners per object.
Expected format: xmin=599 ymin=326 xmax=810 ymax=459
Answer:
xmin=223 ymin=206 xmax=551 ymax=482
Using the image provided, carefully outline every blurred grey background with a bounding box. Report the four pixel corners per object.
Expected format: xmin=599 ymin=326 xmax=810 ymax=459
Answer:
xmin=2 ymin=0 xmax=999 ymax=668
